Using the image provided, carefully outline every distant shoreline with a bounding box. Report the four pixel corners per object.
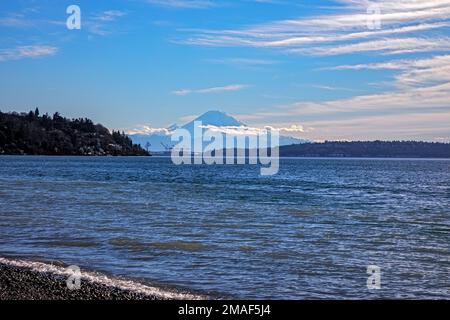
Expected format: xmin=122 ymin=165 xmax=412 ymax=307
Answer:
xmin=1 ymin=154 xmax=450 ymax=160
xmin=0 ymin=257 xmax=206 ymax=301
xmin=0 ymin=154 xmax=150 ymax=157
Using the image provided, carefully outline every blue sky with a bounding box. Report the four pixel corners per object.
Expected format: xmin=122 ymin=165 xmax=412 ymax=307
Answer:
xmin=1 ymin=0 xmax=450 ymax=141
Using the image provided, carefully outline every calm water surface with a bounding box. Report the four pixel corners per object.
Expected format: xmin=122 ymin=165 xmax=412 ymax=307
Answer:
xmin=0 ymin=156 xmax=449 ymax=299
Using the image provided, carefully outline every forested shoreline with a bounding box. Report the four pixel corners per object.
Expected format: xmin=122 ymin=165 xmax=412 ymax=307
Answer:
xmin=280 ymin=141 xmax=450 ymax=158
xmin=0 ymin=110 xmax=149 ymax=156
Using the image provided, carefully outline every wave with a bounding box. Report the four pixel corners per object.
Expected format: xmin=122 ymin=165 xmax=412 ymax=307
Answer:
xmin=0 ymin=257 xmax=207 ymax=300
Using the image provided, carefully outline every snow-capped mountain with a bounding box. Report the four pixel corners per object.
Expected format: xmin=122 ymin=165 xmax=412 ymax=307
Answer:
xmin=184 ymin=110 xmax=245 ymax=128
xmin=129 ymin=111 xmax=308 ymax=152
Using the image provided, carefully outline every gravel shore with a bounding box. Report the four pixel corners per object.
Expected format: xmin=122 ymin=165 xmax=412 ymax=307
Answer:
xmin=0 ymin=258 xmax=206 ymax=300
xmin=0 ymin=262 xmax=165 ymax=300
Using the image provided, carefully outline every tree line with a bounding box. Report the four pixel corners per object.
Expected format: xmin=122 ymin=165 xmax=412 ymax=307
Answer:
xmin=280 ymin=140 xmax=450 ymax=158
xmin=0 ymin=109 xmax=149 ymax=156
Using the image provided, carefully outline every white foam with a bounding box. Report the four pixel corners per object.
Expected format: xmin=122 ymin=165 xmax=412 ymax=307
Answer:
xmin=0 ymin=257 xmax=207 ymax=300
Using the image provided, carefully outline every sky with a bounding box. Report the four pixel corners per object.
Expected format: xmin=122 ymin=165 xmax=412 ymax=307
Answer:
xmin=1 ymin=0 xmax=450 ymax=142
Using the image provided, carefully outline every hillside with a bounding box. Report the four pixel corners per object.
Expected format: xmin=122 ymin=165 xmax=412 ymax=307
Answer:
xmin=280 ymin=141 xmax=450 ymax=158
xmin=0 ymin=109 xmax=149 ymax=156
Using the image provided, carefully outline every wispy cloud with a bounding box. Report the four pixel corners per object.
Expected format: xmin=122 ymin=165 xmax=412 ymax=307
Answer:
xmin=180 ymin=0 xmax=450 ymax=56
xmin=291 ymin=37 xmax=450 ymax=56
xmin=309 ymin=84 xmax=355 ymax=91
xmin=173 ymin=84 xmax=249 ymax=95
xmin=329 ymin=54 xmax=450 ymax=87
xmin=86 ymin=10 xmax=127 ymax=36
xmin=146 ymin=0 xmax=216 ymax=9
xmin=0 ymin=13 xmax=31 ymax=28
xmin=93 ymin=10 xmax=127 ymax=22
xmin=184 ymin=22 xmax=448 ymax=48
xmin=0 ymin=45 xmax=58 ymax=62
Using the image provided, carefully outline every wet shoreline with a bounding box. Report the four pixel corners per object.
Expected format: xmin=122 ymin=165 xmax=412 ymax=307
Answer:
xmin=0 ymin=257 xmax=206 ymax=300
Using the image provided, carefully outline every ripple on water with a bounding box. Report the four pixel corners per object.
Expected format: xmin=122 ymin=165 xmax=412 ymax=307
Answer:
xmin=2 ymin=157 xmax=450 ymax=299
xmin=34 ymin=237 xmax=100 ymax=248
xmin=150 ymin=241 xmax=210 ymax=252
xmin=109 ymin=237 xmax=210 ymax=253
xmin=109 ymin=237 xmax=149 ymax=252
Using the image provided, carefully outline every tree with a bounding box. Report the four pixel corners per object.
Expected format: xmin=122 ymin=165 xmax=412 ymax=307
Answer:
xmin=53 ymin=112 xmax=62 ymax=121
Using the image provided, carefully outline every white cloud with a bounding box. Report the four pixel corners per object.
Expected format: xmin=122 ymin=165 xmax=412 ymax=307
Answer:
xmin=0 ymin=45 xmax=58 ymax=62
xmin=199 ymin=124 xmax=306 ymax=136
xmin=173 ymin=89 xmax=193 ymax=96
xmin=291 ymin=37 xmax=450 ymax=56
xmin=173 ymin=84 xmax=249 ymax=95
xmin=127 ymin=123 xmax=307 ymax=137
xmin=126 ymin=125 xmax=174 ymax=136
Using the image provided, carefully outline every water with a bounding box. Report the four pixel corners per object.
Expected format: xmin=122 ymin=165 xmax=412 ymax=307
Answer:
xmin=0 ymin=156 xmax=449 ymax=299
